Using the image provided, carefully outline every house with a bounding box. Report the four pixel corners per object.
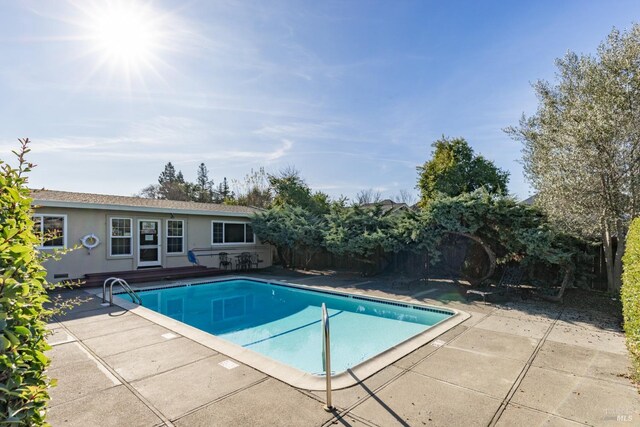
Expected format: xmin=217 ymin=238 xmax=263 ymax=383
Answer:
xmin=360 ymin=199 xmax=411 ymax=214
xmin=31 ymin=190 xmax=272 ymax=283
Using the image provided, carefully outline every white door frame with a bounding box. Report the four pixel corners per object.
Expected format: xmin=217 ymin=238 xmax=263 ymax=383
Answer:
xmin=137 ymin=219 xmax=162 ymax=267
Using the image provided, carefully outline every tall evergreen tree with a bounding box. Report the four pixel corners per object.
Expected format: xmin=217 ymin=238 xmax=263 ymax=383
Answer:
xmin=416 ymin=137 xmax=509 ymax=205
xmin=195 ymin=163 xmax=215 ymax=203
xmin=157 ymin=162 xmax=190 ymax=201
xmin=217 ymin=177 xmax=233 ymax=202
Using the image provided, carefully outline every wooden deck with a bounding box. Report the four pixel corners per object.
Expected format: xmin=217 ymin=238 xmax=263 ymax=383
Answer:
xmin=81 ymin=265 xmax=227 ymax=287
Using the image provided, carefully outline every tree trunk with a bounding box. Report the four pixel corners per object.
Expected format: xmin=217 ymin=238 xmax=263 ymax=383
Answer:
xmin=540 ymin=264 xmax=574 ymax=303
xmin=304 ymin=248 xmax=319 ymax=269
xmin=612 ymin=222 xmax=628 ymax=292
xmin=446 ymin=231 xmax=496 ymax=284
xmin=602 ymin=217 xmax=616 ymax=292
xmin=276 ymin=246 xmax=288 ymax=268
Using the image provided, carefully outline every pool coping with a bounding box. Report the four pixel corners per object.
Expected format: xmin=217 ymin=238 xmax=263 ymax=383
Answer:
xmin=90 ymin=276 xmax=470 ymax=391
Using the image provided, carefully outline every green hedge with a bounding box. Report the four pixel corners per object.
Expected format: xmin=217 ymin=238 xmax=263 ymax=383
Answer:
xmin=0 ymin=140 xmax=54 ymax=425
xmin=622 ymin=217 xmax=640 ymax=382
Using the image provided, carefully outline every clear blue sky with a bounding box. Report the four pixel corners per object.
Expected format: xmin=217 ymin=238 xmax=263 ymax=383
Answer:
xmin=1 ymin=1 xmax=639 ymax=202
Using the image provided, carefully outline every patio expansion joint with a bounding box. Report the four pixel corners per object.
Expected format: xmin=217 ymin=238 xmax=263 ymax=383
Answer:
xmin=396 ymin=306 xmax=496 ymax=371
xmin=333 ymin=312 xmax=498 ymax=426
xmin=53 ymin=321 xmax=177 ymax=427
xmin=312 ymin=369 xmax=411 ymax=426
xmin=63 ymin=318 xmax=154 ymax=342
xmin=528 ymin=361 xmax=638 ymax=390
xmin=169 ymin=376 xmax=270 ymax=423
xmin=116 ymin=347 xmax=215 ymax=383
xmin=488 ymin=306 xmax=565 ymax=427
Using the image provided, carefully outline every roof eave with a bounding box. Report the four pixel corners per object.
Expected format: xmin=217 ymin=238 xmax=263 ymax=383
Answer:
xmin=32 ymin=200 xmax=253 ymax=218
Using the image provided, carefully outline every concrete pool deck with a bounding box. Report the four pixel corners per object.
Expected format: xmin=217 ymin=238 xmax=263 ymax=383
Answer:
xmin=46 ymin=271 xmax=640 ymax=426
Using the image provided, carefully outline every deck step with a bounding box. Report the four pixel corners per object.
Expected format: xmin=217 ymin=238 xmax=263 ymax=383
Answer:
xmin=81 ymin=266 xmax=226 ymax=287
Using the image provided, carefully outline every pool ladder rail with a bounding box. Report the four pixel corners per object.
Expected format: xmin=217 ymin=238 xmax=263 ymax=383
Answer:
xmin=321 ymin=303 xmax=333 ymax=412
xmin=102 ymin=277 xmax=143 ymax=306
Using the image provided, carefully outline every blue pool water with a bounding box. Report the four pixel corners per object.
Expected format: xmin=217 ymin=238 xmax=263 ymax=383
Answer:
xmin=120 ymin=279 xmax=453 ymax=375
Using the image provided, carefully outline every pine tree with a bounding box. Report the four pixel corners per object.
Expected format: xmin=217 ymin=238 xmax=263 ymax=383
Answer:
xmin=195 ymin=163 xmax=214 ymax=203
xmin=217 ymin=177 xmax=232 ymax=202
xmin=158 ymin=162 xmax=177 ymax=185
xmin=157 ymin=162 xmax=189 ymax=201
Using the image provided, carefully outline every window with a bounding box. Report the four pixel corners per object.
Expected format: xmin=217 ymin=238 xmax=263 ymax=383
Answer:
xmin=224 ymin=223 xmax=244 ymax=243
xmin=166 ymin=220 xmax=184 ymax=254
xmin=211 ymin=221 xmax=255 ymax=244
xmin=212 ymin=222 xmax=223 ymax=244
xmin=246 ymin=224 xmax=255 ymax=243
xmin=33 ymin=215 xmax=66 ymax=248
xmin=110 ymin=217 xmax=132 ymax=256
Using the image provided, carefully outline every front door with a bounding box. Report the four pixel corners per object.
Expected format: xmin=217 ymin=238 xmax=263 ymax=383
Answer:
xmin=138 ymin=219 xmax=161 ymax=267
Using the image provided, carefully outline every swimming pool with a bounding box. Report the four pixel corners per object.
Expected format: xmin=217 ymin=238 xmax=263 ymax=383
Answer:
xmin=114 ymin=277 xmax=468 ymax=389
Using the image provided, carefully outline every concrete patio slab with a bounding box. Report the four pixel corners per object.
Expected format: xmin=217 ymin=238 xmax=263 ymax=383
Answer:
xmin=82 ymin=323 xmax=178 ymax=357
xmin=174 ymin=379 xmax=333 ymax=427
xmin=475 ymin=314 xmax=552 ymax=339
xmin=496 ymin=403 xmax=587 ymax=426
xmin=546 ymin=324 xmax=627 ymax=355
xmin=104 ymin=337 xmax=217 ymax=382
xmin=393 ymin=341 xmax=439 ymax=370
xmin=350 ymin=371 xmax=501 ymax=426
xmin=511 ymin=366 xmax=640 ymax=426
xmin=48 ymin=358 xmax=120 ymax=407
xmin=46 ymin=327 xmax=76 ymax=346
xmin=556 ymin=308 xmax=623 ymax=333
xmin=46 ymin=321 xmax=63 ymax=330
xmin=455 ymin=310 xmax=490 ymax=327
xmin=47 ymin=385 xmax=163 ymax=427
xmin=131 ymin=354 xmax=266 ymax=420
xmin=53 ymin=298 xmax=125 ymax=321
xmin=494 ymin=301 xmax=562 ymax=321
xmin=447 ymin=327 xmax=539 ymax=361
xmin=533 ymin=340 xmax=632 ymax=385
xmin=310 ymin=365 xmax=404 ymax=409
xmin=392 ymin=324 xmax=469 ymax=370
xmin=61 ymin=311 xmax=152 ymax=340
xmin=412 ymin=346 xmax=525 ymax=398
xmin=47 ymin=341 xmax=91 ymax=370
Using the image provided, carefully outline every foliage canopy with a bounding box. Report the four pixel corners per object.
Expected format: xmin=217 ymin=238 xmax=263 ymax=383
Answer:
xmin=1 ymin=139 xmax=55 ymax=425
xmin=507 ymin=25 xmax=640 ymax=292
xmin=417 ymin=136 xmax=509 ymax=205
xmin=622 ymin=218 xmax=640 ymax=382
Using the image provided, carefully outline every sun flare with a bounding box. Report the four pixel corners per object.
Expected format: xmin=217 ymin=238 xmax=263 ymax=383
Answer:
xmin=87 ymin=1 xmax=161 ymax=69
xmin=69 ymin=0 xmax=176 ymax=86
xmin=93 ymin=3 xmax=156 ymax=64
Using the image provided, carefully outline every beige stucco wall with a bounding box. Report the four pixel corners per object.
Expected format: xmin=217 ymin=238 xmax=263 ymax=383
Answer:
xmin=35 ymin=207 xmax=273 ymax=282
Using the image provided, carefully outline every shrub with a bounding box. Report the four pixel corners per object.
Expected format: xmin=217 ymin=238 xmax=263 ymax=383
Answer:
xmin=622 ymin=217 xmax=640 ymax=383
xmin=0 ymin=139 xmax=54 ymax=425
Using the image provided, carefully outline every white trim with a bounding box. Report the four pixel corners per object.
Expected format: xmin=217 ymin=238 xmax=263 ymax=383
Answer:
xmin=211 ymin=220 xmax=256 ymax=246
xmin=33 ymin=200 xmax=254 ymax=218
xmin=109 ymin=217 xmax=133 ymax=257
xmin=166 ymin=219 xmax=185 ymax=255
xmin=33 ymin=213 xmax=67 ymax=249
xmin=137 ymin=219 xmax=162 ymax=267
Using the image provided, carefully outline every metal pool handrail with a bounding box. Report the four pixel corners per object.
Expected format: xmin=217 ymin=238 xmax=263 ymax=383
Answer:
xmin=321 ymin=303 xmax=333 ymax=411
xmin=102 ymin=277 xmax=142 ymax=306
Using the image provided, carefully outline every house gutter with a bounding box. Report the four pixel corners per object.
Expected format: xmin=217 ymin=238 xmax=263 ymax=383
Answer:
xmin=32 ymin=200 xmax=254 ymax=218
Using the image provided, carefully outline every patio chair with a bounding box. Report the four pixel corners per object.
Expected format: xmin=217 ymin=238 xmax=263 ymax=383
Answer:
xmin=235 ymin=252 xmax=252 ymax=271
xmin=218 ymin=252 xmax=233 ymax=270
xmin=251 ymin=253 xmax=264 ymax=269
xmin=466 ymin=265 xmax=524 ymax=304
